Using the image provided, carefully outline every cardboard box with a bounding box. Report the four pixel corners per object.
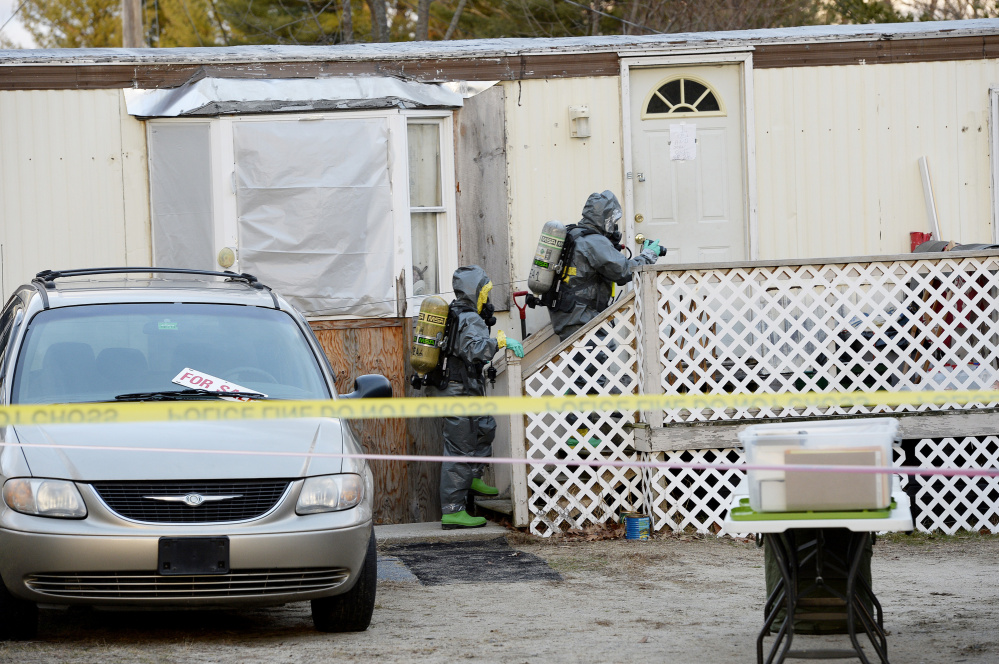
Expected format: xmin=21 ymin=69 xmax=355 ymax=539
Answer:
xmin=739 ymin=418 xmax=898 ymax=513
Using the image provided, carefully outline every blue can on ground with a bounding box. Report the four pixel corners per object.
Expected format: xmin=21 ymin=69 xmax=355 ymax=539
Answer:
xmin=623 ymin=513 xmax=650 ymax=540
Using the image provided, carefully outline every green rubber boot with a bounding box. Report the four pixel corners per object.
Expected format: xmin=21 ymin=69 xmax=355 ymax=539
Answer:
xmin=441 ymin=510 xmax=487 ymax=530
xmin=470 ymin=478 xmax=499 ymax=496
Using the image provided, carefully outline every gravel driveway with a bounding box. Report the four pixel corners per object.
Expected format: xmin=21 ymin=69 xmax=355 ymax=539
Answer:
xmin=0 ymin=530 xmax=995 ymax=664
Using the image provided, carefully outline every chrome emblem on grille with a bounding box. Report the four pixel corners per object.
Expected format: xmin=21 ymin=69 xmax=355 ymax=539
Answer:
xmin=143 ymin=493 xmax=242 ymax=506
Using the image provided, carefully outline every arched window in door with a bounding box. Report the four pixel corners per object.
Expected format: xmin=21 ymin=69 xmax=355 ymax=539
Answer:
xmin=642 ymin=77 xmax=725 ymax=119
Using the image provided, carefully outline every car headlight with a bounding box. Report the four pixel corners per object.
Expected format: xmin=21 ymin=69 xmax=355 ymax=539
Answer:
xmin=296 ymin=474 xmax=364 ymax=515
xmin=3 ymin=478 xmax=88 ymax=518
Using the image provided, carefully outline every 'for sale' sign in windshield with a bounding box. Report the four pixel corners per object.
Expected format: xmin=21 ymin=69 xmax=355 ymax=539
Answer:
xmin=171 ymin=368 xmax=268 ymax=401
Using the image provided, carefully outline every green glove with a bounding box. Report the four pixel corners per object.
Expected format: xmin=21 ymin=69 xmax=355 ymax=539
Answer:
xmin=643 ymin=239 xmax=660 ymax=254
xmin=497 ymin=330 xmax=525 ymax=358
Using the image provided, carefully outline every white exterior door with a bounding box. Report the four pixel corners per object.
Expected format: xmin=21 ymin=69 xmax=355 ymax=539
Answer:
xmin=627 ymin=63 xmax=749 ymax=263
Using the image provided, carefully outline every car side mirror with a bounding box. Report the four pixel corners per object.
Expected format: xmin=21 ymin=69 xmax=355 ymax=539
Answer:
xmin=342 ymin=374 xmax=392 ymax=399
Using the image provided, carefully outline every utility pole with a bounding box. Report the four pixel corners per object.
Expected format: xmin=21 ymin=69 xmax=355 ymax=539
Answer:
xmin=122 ymin=0 xmax=144 ymax=47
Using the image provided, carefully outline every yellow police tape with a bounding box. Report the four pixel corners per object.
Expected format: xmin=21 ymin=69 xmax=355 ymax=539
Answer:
xmin=0 ymin=390 xmax=996 ymax=426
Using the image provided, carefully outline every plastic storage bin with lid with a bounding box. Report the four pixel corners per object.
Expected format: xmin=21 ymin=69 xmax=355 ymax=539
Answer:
xmin=739 ymin=418 xmax=899 ymax=513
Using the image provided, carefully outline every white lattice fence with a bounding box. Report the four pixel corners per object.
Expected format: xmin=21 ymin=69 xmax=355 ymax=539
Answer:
xmin=523 ymin=298 xmax=643 ymax=537
xmin=913 ymin=436 xmax=999 ymax=534
xmin=640 ymin=444 xmax=909 ymax=534
xmin=650 ymin=255 xmax=999 ymax=423
xmin=643 ymin=449 xmax=745 ymax=533
xmin=520 ymin=254 xmax=999 ymax=536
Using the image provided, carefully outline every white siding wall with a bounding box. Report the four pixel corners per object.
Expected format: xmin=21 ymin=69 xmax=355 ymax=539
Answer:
xmin=0 ymin=89 xmax=150 ymax=297
xmin=754 ymin=59 xmax=999 ymax=259
xmin=503 ymin=77 xmax=625 ymax=335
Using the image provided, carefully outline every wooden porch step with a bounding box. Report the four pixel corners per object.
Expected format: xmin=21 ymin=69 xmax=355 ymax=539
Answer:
xmin=474 ymin=497 xmax=513 ymax=516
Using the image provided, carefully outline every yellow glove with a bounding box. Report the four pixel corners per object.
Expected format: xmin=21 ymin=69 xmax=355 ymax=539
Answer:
xmin=496 ymin=330 xmax=525 ymax=358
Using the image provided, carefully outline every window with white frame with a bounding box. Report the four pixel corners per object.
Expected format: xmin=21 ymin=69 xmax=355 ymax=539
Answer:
xmin=407 ymin=114 xmax=458 ymax=304
xmin=147 ymin=111 xmax=458 ymax=318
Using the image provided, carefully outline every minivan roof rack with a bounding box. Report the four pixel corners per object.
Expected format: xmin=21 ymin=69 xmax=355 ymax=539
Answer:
xmin=32 ymin=268 xmax=279 ymax=308
xmin=34 ymin=267 xmax=268 ymax=289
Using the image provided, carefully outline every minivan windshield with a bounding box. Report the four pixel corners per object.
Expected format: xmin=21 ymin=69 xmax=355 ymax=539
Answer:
xmin=12 ymin=303 xmax=331 ymax=404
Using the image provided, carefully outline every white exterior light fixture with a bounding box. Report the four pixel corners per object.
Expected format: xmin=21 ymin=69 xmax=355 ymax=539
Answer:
xmin=569 ymin=105 xmax=591 ymax=138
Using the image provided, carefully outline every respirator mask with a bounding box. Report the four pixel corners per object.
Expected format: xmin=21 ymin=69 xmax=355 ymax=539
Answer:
xmin=606 ymin=207 xmax=623 ymax=245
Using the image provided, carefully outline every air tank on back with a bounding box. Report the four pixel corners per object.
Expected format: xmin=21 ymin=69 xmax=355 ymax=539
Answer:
xmin=528 ymin=220 xmax=567 ymax=296
xmin=410 ymin=295 xmax=450 ymax=378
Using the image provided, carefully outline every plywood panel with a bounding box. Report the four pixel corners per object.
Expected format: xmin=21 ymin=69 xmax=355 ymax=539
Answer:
xmin=455 ymin=85 xmax=511 ymax=309
xmin=309 ymin=320 xmax=442 ymax=524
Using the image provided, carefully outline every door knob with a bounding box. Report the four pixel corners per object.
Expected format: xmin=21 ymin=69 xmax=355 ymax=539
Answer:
xmin=635 ymin=233 xmax=646 ymax=245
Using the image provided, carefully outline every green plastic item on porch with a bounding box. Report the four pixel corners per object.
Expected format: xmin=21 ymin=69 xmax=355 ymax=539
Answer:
xmin=729 ymin=497 xmax=895 ymax=521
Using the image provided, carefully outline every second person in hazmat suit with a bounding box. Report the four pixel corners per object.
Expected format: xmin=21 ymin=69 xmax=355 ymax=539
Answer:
xmin=431 ymin=265 xmax=524 ymax=530
xmin=551 ymin=190 xmax=661 ymax=341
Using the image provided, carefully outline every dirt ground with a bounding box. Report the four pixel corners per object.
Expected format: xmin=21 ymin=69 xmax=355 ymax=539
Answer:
xmin=0 ymin=530 xmax=996 ymax=664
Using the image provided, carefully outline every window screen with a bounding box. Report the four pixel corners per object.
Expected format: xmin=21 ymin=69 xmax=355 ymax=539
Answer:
xmin=408 ymin=123 xmax=443 ymax=296
xmin=149 ymin=122 xmax=216 ymax=270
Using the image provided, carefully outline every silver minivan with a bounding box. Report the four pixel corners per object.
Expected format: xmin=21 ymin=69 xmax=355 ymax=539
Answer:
xmin=0 ymin=268 xmax=390 ymax=639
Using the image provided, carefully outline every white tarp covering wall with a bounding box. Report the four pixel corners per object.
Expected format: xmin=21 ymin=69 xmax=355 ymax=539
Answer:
xmin=233 ymin=118 xmax=395 ymax=317
xmin=149 ymin=122 xmax=216 ymax=271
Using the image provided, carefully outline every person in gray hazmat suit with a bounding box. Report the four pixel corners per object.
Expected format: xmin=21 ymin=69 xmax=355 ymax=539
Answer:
xmin=430 ymin=265 xmax=524 ymax=530
xmin=548 ymin=191 xmax=660 ymax=447
xmin=550 ymin=190 xmax=661 ymax=341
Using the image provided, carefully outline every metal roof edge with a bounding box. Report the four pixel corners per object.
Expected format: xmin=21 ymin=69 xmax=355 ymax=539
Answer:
xmin=1 ymin=19 xmax=998 ymax=67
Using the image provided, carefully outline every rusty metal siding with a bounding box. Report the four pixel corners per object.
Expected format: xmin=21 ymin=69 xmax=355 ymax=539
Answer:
xmin=503 ymin=76 xmax=625 ymax=332
xmin=0 ymin=89 xmax=150 ymax=292
xmin=3 ymin=32 xmax=999 ymax=90
xmin=754 ymin=34 xmax=999 ymax=68
xmin=753 ymin=59 xmax=999 ymax=260
xmin=0 ymin=53 xmax=622 ymax=91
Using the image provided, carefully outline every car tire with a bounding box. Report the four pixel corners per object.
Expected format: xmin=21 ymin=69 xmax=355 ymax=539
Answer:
xmin=0 ymin=579 xmax=37 ymax=640
xmin=311 ymin=530 xmax=376 ymax=633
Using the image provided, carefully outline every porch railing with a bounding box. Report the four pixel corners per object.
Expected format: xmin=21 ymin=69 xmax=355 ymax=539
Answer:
xmin=515 ymin=250 xmax=999 ymax=537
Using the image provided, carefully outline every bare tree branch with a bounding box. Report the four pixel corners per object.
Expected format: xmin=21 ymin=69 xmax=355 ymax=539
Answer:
xmin=443 ymin=0 xmax=467 ymax=39
xmin=366 ymin=0 xmax=388 ymax=41
xmin=340 ymin=0 xmax=353 ymax=42
xmin=416 ymin=0 xmax=432 ymax=40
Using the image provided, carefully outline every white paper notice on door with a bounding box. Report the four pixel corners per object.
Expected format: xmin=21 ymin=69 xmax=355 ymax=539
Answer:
xmin=670 ymin=124 xmax=696 ymax=161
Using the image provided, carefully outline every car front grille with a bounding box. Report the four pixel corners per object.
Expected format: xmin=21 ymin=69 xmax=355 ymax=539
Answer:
xmin=25 ymin=568 xmax=350 ymax=599
xmin=91 ymin=480 xmax=291 ymax=523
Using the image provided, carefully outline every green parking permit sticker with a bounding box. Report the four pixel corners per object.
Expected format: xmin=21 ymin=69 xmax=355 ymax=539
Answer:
xmin=158 ymin=320 xmax=178 ymax=330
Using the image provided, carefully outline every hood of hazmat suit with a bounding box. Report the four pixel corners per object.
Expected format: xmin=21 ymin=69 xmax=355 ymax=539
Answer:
xmin=452 ymin=265 xmax=491 ymax=314
xmin=433 ymin=265 xmax=499 ymax=397
xmin=550 ymin=192 xmax=658 ymax=341
xmin=579 ymin=190 xmax=624 ymax=237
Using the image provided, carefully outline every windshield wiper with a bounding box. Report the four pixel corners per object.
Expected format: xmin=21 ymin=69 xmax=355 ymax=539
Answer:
xmin=114 ymin=389 xmax=270 ymax=401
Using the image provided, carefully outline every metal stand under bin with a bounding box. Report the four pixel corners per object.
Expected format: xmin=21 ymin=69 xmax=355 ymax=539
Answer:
xmin=722 ymin=489 xmax=913 ymax=664
xmin=761 ymin=529 xmax=883 ymax=663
